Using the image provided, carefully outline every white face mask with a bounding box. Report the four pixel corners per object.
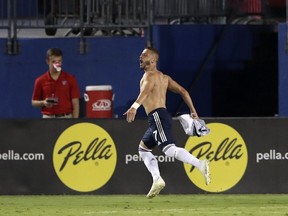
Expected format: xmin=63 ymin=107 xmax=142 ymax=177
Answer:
xmin=53 ymin=63 xmax=62 ymax=72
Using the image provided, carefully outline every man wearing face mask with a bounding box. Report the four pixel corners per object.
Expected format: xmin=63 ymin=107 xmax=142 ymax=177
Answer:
xmin=31 ymin=48 xmax=80 ymax=118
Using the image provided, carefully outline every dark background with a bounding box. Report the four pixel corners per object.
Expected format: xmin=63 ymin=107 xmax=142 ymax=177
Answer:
xmin=0 ymin=25 xmax=281 ymax=118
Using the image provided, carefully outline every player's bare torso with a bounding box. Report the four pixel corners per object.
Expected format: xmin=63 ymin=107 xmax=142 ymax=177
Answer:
xmin=141 ymin=70 xmax=169 ymax=115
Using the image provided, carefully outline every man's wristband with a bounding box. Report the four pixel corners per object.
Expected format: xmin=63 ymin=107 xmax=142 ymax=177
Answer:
xmin=131 ymin=102 xmax=140 ymax=110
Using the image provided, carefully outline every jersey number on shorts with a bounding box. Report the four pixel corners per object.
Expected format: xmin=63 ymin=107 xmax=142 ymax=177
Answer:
xmin=153 ymin=130 xmax=161 ymax=145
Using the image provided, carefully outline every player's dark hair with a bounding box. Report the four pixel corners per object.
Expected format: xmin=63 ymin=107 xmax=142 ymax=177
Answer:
xmin=146 ymin=46 xmax=159 ymax=58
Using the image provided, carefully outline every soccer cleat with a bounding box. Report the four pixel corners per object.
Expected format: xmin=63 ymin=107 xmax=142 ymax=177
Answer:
xmin=199 ymin=159 xmax=211 ymax=185
xmin=146 ymin=176 xmax=166 ymax=199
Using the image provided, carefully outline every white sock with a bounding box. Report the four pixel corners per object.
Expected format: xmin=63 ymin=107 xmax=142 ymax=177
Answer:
xmin=139 ymin=146 xmax=160 ymax=182
xmin=163 ymin=144 xmax=201 ymax=168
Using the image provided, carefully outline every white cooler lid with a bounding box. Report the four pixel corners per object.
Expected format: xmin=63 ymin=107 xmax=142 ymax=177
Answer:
xmin=85 ymin=85 xmax=112 ymax=91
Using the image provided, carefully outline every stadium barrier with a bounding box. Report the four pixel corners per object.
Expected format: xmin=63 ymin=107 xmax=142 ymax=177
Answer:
xmin=0 ymin=117 xmax=287 ymax=195
xmin=1 ymin=0 xmax=228 ymax=38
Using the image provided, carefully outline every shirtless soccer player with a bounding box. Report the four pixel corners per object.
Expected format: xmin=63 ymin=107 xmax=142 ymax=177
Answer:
xmin=124 ymin=47 xmax=210 ymax=198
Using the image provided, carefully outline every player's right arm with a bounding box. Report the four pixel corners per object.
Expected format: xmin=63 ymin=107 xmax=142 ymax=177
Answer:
xmin=124 ymin=72 xmax=155 ymax=122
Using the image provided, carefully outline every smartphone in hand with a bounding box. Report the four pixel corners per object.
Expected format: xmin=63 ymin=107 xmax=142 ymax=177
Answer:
xmin=46 ymin=97 xmax=58 ymax=104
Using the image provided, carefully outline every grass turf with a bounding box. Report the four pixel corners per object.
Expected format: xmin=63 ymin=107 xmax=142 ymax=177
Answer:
xmin=0 ymin=194 xmax=288 ymax=216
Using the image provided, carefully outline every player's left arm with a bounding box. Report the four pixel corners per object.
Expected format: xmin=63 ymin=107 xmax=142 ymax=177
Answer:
xmin=167 ymin=76 xmax=198 ymax=118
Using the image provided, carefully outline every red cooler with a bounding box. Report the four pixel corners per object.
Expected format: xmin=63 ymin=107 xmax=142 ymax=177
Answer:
xmin=84 ymin=85 xmax=113 ymax=118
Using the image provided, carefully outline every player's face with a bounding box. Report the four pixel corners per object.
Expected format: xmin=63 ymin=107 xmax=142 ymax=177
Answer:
xmin=139 ymin=49 xmax=152 ymax=70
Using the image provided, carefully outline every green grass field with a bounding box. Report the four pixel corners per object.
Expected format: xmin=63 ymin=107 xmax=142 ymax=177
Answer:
xmin=0 ymin=194 xmax=288 ymax=216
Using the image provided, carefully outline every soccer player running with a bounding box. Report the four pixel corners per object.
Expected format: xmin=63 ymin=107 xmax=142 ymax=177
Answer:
xmin=124 ymin=47 xmax=211 ymax=199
